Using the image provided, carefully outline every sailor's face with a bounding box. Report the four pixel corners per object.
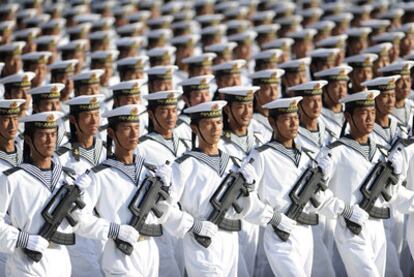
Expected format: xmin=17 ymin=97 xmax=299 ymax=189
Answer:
xmin=395 ymin=75 xmax=411 ymax=101
xmin=32 ymin=128 xmax=57 ymax=157
xmin=197 ymin=117 xmax=223 ymax=145
xmin=35 ymin=98 xmax=61 ymax=112
xmin=348 ymin=106 xmax=376 ymax=135
xmin=77 ymin=110 xmax=100 ymax=137
xmin=0 ymin=115 xmax=19 ymax=140
xmin=326 ymin=80 xmax=348 ymax=104
xmin=152 ymin=105 xmax=177 ymax=131
xmin=257 ymin=84 xmax=279 ymax=105
xmin=113 ymin=122 xmax=140 ymax=150
xmin=227 ymin=102 xmax=253 ymax=128
xmin=77 ymin=83 xmax=100 ymax=96
xmin=351 ymin=67 xmax=373 ymax=91
xmin=116 ymin=95 xmax=141 ymax=106
xmin=300 ymin=95 xmax=322 ymax=119
xmin=149 ymin=79 xmax=173 ymax=93
xmin=121 ymin=70 xmax=145 ymax=81
xmin=186 ymin=90 xmax=211 ymax=106
xmin=375 ymin=91 xmax=395 ymax=115
xmin=273 ymin=112 xmax=299 ymax=140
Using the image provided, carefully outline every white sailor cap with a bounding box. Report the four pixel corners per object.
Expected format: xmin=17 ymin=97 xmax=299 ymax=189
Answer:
xmin=21 ymin=51 xmax=52 ymax=64
xmin=116 ymin=22 xmax=144 ymax=36
xmin=0 ymin=42 xmax=26 ymax=55
xmin=160 ymin=1 xmax=186 ymax=15
xmin=146 ymin=65 xmax=178 ymax=79
xmin=171 ymin=20 xmax=196 ymax=32
xmin=65 ymin=94 xmax=105 ymax=113
xmin=224 ymin=6 xmax=249 ymax=19
xmin=227 ymin=31 xmax=257 ymax=44
xmin=73 ymin=14 xmax=101 ymax=25
xmin=215 ymin=1 xmax=238 ymax=12
xmin=250 ymin=11 xmax=275 ymax=23
xmin=308 ymin=21 xmax=335 ymax=33
xmin=113 ymin=4 xmax=136 ymax=17
xmin=28 ymin=83 xmax=65 ymax=99
xmin=200 ymin=24 xmax=226 ymax=36
xmin=13 ymin=27 xmax=41 ymax=40
xmin=226 ymin=19 xmax=251 ymax=32
xmin=147 ymin=46 xmax=176 ymax=59
xmin=262 ymin=97 xmax=303 ymax=114
xmin=250 ymin=69 xmax=285 ymax=84
xmin=397 ymin=23 xmax=414 ymax=35
xmin=321 ymin=2 xmax=345 ymax=13
xmin=0 ymin=20 xmax=16 ymax=32
xmin=115 ymin=37 xmax=144 ymax=49
xmin=179 ymin=75 xmax=215 ymax=90
xmin=20 ymin=111 xmax=64 ymax=128
xmin=147 ymin=15 xmax=174 ymax=29
xmin=126 ymin=11 xmax=152 ymax=23
xmin=23 ymin=14 xmax=50 ymax=26
xmin=40 ymin=18 xmax=66 ymax=31
xmin=48 ymin=59 xmax=78 ymax=73
xmin=0 ymin=72 xmax=35 ymax=87
xmin=276 ymin=15 xmax=303 ymax=27
xmin=252 ymin=49 xmax=283 ymax=62
xmin=66 ymin=23 xmax=92 ymax=37
xmin=254 ymin=24 xmax=281 ymax=34
xmin=109 ymin=79 xmax=146 ymax=96
xmin=271 ymin=2 xmax=296 ymax=15
xmin=378 ymin=9 xmax=404 ymax=20
xmin=314 ymin=65 xmax=353 ymax=81
xmin=347 ymin=4 xmax=373 ymax=15
xmin=219 ymin=86 xmax=259 ymax=102
xmin=170 ymin=34 xmax=200 ymax=46
xmin=195 ymin=14 xmax=224 ymax=25
xmin=346 ymin=27 xmax=372 ymax=38
xmin=287 ymin=80 xmax=328 ymax=96
xmin=345 ymin=53 xmax=378 ymax=67
xmin=0 ymin=99 xmax=26 ymax=115
xmin=316 ymin=34 xmax=348 ymax=48
xmin=58 ymin=39 xmax=88 ymax=51
xmin=309 ymin=48 xmax=340 ymax=62
xmin=102 ymin=104 xmax=141 ymax=122
xmin=89 ymin=30 xmax=114 ymax=42
xmin=144 ymin=90 xmax=182 ymax=106
xmin=71 ymin=69 xmax=104 ymax=85
xmin=91 ymin=17 xmax=115 ymax=30
xmin=324 ymin=13 xmax=353 ymax=24
xmin=362 ymin=43 xmax=393 ymax=57
xmin=34 ymin=35 xmax=60 ymax=47
xmin=146 ymin=29 xmax=172 ymax=40
xmin=116 ymin=56 xmax=148 ymax=70
xmin=62 ymin=5 xmax=88 ymax=17
xmin=372 ymin=32 xmax=405 ymax=44
xmin=16 ymin=9 xmax=37 ymax=21
xmin=360 ymin=19 xmax=390 ymax=31
xmin=89 ymin=50 xmax=119 ymax=64
xmin=339 ymin=90 xmax=380 ymax=110
xmin=205 ymin=42 xmax=237 ymax=54
xmin=211 ymin=59 xmax=246 ymax=73
xmin=262 ymin=38 xmax=294 ymax=51
xmin=378 ymin=61 xmax=414 ymax=76
xmin=279 ymin=57 xmax=311 ymax=72
xmin=361 ymin=75 xmax=401 ymax=91
xmin=194 ymin=0 xmax=216 ymax=7
xmin=0 ymin=3 xmax=19 ymax=14
xmin=299 ymin=7 xmax=323 ymax=19
xmin=182 ymin=53 xmax=216 ymax=65
xmin=184 ymin=100 xmax=227 ymax=119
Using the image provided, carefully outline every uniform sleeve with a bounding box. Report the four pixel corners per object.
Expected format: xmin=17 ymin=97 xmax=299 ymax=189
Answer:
xmin=72 ymin=172 xmax=111 ymax=241
xmin=389 ymin=184 xmax=414 ymax=214
xmin=0 ymin=175 xmax=20 ymax=254
xmin=313 ymin=188 xmax=345 ymax=219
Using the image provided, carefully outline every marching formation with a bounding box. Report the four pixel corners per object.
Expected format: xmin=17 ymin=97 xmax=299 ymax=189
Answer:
xmin=1 ymin=0 xmax=414 ymax=276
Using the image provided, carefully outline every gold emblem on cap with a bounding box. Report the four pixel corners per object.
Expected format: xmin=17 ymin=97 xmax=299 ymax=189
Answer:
xmin=22 ymin=75 xmax=29 ymax=82
xmin=211 ymin=103 xmax=219 ymax=111
xmin=388 ymin=78 xmax=395 ymax=85
xmin=289 ymin=100 xmax=298 ymax=109
xmin=9 ymin=101 xmax=18 ymax=109
xmin=90 ymin=97 xmax=98 ymax=104
xmin=167 ymin=92 xmax=175 ymax=99
xmin=46 ymin=114 xmax=55 ymax=122
xmin=130 ymin=107 xmax=139 ymax=115
xmin=200 ymin=78 xmax=208 ymax=85
xmin=51 ymin=86 xmax=58 ymax=93
xmin=314 ymin=83 xmax=321 ymax=89
xmin=367 ymin=92 xmax=374 ymax=100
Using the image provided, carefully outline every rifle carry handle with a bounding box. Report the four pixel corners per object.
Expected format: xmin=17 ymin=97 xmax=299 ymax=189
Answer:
xmin=24 ymin=248 xmax=42 ymax=262
xmin=194 ymin=233 xmax=211 ymax=248
xmin=345 ymin=218 xmax=362 ymax=235
xmin=115 ymin=238 xmax=133 ymax=255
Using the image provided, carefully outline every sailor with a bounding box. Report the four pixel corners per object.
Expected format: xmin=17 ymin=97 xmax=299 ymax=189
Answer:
xmin=344 ymin=53 xmax=378 ymax=94
xmin=0 ymin=72 xmax=35 ymax=117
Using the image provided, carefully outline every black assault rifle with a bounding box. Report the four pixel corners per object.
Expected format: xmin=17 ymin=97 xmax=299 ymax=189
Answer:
xmin=194 ymin=159 xmax=254 ymax=248
xmin=115 ymin=175 xmax=169 ymax=255
xmin=24 ymin=184 xmax=85 ymax=262
xmin=273 ymin=166 xmax=327 ymax=241
xmin=345 ymin=138 xmax=413 ymax=235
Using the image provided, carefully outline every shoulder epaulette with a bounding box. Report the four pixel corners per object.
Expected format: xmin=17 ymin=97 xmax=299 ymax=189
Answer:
xmin=257 ymin=144 xmax=271 ymax=153
xmin=175 ymin=154 xmax=191 ymax=164
xmin=56 ymin=146 xmax=70 ymax=156
xmin=62 ymin=166 xmax=76 ymax=180
xmin=91 ymin=163 xmax=110 ymax=173
xmin=327 ymin=140 xmax=343 ymax=149
xmin=3 ymin=167 xmax=21 ymax=176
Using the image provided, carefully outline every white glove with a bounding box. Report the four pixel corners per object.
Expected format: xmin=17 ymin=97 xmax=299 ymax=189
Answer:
xmin=388 ymin=150 xmax=404 ymax=175
xmin=191 ymin=219 xmax=218 ymax=239
xmin=342 ymin=205 xmax=369 ymax=226
xmin=317 ymin=153 xmax=333 ymax=180
xmin=115 ymin=225 xmax=140 ymax=245
xmin=26 ymin=235 xmax=49 ymax=254
xmin=239 ymin=162 xmax=257 ymax=184
xmin=155 ymin=163 xmax=172 ymax=185
xmin=269 ymin=213 xmax=296 ymax=234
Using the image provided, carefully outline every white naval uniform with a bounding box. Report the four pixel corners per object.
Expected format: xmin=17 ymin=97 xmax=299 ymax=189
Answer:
xmin=250 ymin=113 xmax=273 ymax=145
xmin=296 ymin=122 xmax=336 ymax=277
xmin=320 ymin=136 xmax=414 ymax=277
xmin=247 ymin=141 xmax=344 ymax=277
xmin=0 ymin=157 xmax=75 ymax=277
xmin=218 ymin=129 xmax=261 ymax=277
xmin=0 ymin=145 xmax=22 ymax=277
xmin=170 ymin=150 xmax=273 ymax=277
xmin=57 ymin=139 xmax=107 ymax=277
xmin=405 ymin=139 xmax=414 ymax=267
xmin=75 ymin=156 xmax=192 ymax=277
xmin=391 ymin=100 xmax=414 ymax=137
xmin=136 ymin=131 xmax=190 ymax=277
xmin=320 ymin=107 xmax=345 ymax=139
xmin=175 ymin=114 xmax=192 ymax=143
